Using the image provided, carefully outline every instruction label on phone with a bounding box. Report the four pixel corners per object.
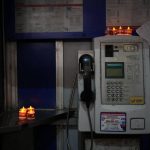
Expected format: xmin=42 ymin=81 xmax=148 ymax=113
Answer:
xmin=100 ymin=112 xmax=126 ymax=132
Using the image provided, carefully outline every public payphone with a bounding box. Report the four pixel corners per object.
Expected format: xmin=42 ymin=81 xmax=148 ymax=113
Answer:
xmin=78 ymin=35 xmax=150 ymax=134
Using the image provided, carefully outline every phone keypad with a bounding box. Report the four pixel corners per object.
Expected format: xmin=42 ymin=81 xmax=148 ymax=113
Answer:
xmin=106 ymin=81 xmax=124 ymax=102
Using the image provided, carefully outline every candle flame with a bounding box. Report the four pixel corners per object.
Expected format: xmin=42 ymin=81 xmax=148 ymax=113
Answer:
xmin=19 ymin=106 xmax=27 ymax=112
xmin=29 ymin=106 xmax=32 ymax=109
xmin=127 ymin=26 xmax=131 ymax=30
xmin=112 ymin=27 xmax=116 ymax=31
xmin=29 ymin=106 xmax=35 ymax=109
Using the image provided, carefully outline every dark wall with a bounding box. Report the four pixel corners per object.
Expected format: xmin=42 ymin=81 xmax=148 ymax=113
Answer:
xmin=0 ymin=0 xmax=4 ymax=112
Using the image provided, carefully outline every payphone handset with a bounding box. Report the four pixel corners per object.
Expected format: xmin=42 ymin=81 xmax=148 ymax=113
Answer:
xmin=78 ymin=50 xmax=95 ymax=132
xmin=78 ymin=35 xmax=150 ymax=134
xmin=79 ymin=54 xmax=95 ymax=108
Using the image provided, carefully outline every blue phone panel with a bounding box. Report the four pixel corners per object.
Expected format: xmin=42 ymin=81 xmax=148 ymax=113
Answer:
xmin=17 ymin=42 xmax=56 ymax=109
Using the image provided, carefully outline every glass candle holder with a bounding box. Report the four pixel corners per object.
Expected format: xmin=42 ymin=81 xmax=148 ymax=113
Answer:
xmin=27 ymin=106 xmax=35 ymax=120
xmin=19 ymin=107 xmax=27 ymax=120
xmin=126 ymin=26 xmax=133 ymax=35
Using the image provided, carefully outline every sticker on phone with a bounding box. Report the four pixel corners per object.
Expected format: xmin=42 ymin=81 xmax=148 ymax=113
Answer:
xmin=101 ymin=112 xmax=126 ymax=132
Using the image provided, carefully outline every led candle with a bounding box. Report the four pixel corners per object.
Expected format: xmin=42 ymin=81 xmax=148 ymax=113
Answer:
xmin=27 ymin=106 xmax=35 ymax=120
xmin=105 ymin=27 xmax=112 ymax=35
xmin=19 ymin=106 xmax=27 ymax=120
xmin=112 ymin=27 xmax=117 ymax=35
xmin=118 ymin=26 xmax=123 ymax=35
xmin=126 ymin=26 xmax=132 ymax=35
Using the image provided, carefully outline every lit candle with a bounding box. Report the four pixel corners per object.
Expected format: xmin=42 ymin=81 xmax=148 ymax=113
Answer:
xmin=19 ymin=106 xmax=27 ymax=120
xmin=27 ymin=106 xmax=35 ymax=120
xmin=118 ymin=26 xmax=123 ymax=35
xmin=112 ymin=27 xmax=117 ymax=35
xmin=126 ymin=26 xmax=132 ymax=35
xmin=105 ymin=27 xmax=112 ymax=35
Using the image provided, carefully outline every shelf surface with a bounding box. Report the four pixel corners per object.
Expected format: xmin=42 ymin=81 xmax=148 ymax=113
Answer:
xmin=0 ymin=109 xmax=74 ymax=134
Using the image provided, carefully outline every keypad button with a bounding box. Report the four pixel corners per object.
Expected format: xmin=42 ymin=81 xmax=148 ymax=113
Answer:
xmin=107 ymin=90 xmax=111 ymax=93
xmin=112 ymin=98 xmax=115 ymax=101
xmin=107 ymin=86 xmax=111 ymax=89
xmin=107 ymin=94 xmax=111 ymax=97
xmin=115 ymin=98 xmax=118 ymax=101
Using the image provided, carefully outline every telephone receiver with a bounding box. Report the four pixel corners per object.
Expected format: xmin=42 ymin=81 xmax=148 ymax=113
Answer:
xmin=79 ymin=54 xmax=95 ymax=108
